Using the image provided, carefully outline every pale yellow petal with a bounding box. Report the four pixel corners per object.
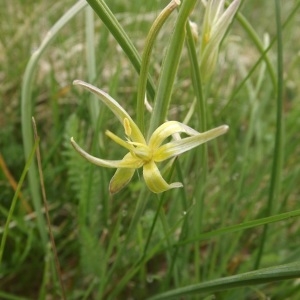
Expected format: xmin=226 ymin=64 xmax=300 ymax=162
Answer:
xmin=70 ymin=138 xmax=143 ymax=168
xmin=109 ymin=168 xmax=135 ymax=194
xmin=117 ymin=152 xmax=145 ymax=168
xmin=73 ymin=80 xmax=146 ymax=144
xmin=143 ymin=161 xmax=183 ymax=193
xmin=148 ymin=121 xmax=200 ymax=149
xmin=153 ymin=125 xmax=229 ymax=162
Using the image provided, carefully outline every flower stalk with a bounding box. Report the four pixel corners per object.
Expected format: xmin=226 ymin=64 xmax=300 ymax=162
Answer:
xmin=136 ymin=0 xmax=181 ymax=134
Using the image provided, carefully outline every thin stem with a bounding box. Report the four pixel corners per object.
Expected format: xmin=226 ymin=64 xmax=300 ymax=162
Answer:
xmin=21 ymin=0 xmax=87 ymax=247
xmin=86 ymin=0 xmax=156 ymax=100
xmin=85 ymin=5 xmax=99 ymax=126
xmin=185 ymin=20 xmax=208 ymax=282
xmin=136 ymin=0 xmax=180 ymax=133
xmin=148 ymin=0 xmax=198 ymax=137
xmin=0 ymin=153 xmax=31 ymax=213
xmin=254 ymin=0 xmax=284 ymax=269
xmin=185 ymin=22 xmax=206 ymax=132
xmin=32 ymin=118 xmax=66 ymax=300
xmin=0 ymin=135 xmax=39 ymax=264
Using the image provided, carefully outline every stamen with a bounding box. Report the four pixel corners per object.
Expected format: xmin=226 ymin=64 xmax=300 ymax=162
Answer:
xmin=105 ymin=130 xmax=133 ymax=151
xmin=124 ymin=118 xmax=132 ymax=137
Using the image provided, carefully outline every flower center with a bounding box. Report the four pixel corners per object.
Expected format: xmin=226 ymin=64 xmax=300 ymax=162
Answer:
xmin=131 ymin=143 xmax=153 ymax=162
xmin=123 ymin=118 xmax=153 ymax=162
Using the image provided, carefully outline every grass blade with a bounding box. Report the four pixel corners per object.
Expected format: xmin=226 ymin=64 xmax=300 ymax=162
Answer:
xmin=21 ymin=0 xmax=87 ymax=247
xmin=254 ymin=0 xmax=284 ymax=269
xmin=0 ymin=137 xmax=39 ymax=264
xmin=148 ymin=261 xmax=300 ymax=299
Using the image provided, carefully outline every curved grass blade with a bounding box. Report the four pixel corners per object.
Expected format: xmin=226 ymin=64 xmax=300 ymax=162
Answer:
xmin=0 ymin=137 xmax=39 ymax=264
xmin=21 ymin=0 xmax=87 ymax=246
xmin=148 ymin=261 xmax=300 ymax=299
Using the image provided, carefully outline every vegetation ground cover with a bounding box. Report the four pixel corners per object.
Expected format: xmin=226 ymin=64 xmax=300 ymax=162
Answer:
xmin=0 ymin=0 xmax=300 ymax=299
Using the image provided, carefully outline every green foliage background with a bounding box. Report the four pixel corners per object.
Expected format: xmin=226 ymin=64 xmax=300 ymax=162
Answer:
xmin=0 ymin=0 xmax=300 ymax=299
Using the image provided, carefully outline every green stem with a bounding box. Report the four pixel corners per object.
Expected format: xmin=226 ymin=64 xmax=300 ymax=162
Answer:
xmin=254 ymin=0 xmax=284 ymax=269
xmin=136 ymin=0 xmax=180 ymax=133
xmin=85 ymin=5 xmax=99 ymax=126
xmin=148 ymin=0 xmax=198 ymax=137
xmin=86 ymin=0 xmax=156 ymax=100
xmin=185 ymin=22 xmax=206 ymax=132
xmin=0 ymin=138 xmax=39 ymax=264
xmin=185 ymin=20 xmax=208 ymax=282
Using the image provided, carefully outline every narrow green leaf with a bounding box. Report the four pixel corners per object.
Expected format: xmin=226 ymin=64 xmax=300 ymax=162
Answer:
xmin=148 ymin=261 xmax=300 ymax=299
xmin=86 ymin=0 xmax=155 ymax=99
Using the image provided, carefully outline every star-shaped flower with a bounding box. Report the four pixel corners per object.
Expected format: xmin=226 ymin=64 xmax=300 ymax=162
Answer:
xmin=71 ymin=80 xmax=228 ymax=194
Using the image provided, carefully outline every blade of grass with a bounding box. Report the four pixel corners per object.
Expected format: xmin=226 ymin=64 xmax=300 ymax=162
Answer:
xmin=148 ymin=0 xmax=198 ymax=137
xmin=254 ymin=0 xmax=284 ymax=269
xmin=0 ymin=135 xmax=39 ymax=264
xmin=185 ymin=20 xmax=207 ymax=281
xmin=147 ymin=261 xmax=300 ymax=299
xmin=179 ymin=209 xmax=300 ymax=247
xmin=0 ymin=291 xmax=30 ymax=300
xmin=32 ymin=118 xmax=66 ymax=300
xmin=86 ymin=0 xmax=156 ymax=100
xmin=185 ymin=22 xmax=206 ymax=132
xmin=21 ymin=0 xmax=87 ymax=247
xmin=0 ymin=153 xmax=31 ymax=213
xmin=85 ymin=5 xmax=99 ymax=126
xmin=136 ymin=0 xmax=180 ymax=133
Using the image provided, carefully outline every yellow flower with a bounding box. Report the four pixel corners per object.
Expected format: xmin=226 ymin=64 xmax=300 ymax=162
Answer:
xmin=71 ymin=80 xmax=228 ymax=194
